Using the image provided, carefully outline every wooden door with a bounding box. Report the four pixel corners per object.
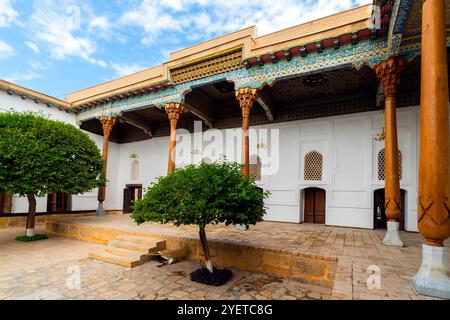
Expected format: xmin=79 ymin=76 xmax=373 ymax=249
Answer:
xmin=55 ymin=193 xmax=66 ymax=212
xmin=304 ymin=188 xmax=326 ymax=224
xmin=374 ymin=189 xmax=387 ymax=229
xmin=373 ymin=189 xmax=405 ymax=231
xmin=123 ymin=188 xmax=133 ymax=213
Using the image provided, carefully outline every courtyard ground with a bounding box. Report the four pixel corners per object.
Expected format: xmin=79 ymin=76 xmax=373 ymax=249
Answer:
xmin=0 ymin=222 xmax=448 ymax=300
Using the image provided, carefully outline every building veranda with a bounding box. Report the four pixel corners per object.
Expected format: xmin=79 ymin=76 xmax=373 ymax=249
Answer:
xmin=0 ymin=0 xmax=450 ymax=300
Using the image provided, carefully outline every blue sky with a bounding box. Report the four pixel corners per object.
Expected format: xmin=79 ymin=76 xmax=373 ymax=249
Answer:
xmin=0 ymin=0 xmax=371 ymax=99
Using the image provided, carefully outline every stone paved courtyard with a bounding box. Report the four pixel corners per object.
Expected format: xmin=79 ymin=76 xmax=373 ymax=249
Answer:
xmin=0 ymin=221 xmax=449 ymax=300
xmin=0 ymin=227 xmax=332 ymax=300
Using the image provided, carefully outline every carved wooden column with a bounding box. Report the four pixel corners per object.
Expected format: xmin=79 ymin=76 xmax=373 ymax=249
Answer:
xmin=375 ymin=56 xmax=406 ymax=247
xmin=236 ymin=88 xmax=259 ymax=177
xmin=97 ymin=116 xmax=117 ymax=216
xmin=411 ymin=0 xmax=450 ymax=299
xmin=165 ymin=103 xmax=184 ymax=175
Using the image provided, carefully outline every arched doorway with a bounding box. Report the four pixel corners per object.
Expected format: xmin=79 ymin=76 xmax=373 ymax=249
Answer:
xmin=373 ymin=188 xmax=405 ymax=230
xmin=303 ymin=188 xmax=326 ymax=224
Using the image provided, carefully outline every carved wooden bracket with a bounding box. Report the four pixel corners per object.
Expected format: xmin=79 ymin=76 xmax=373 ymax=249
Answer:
xmin=374 ymin=56 xmax=407 ymax=98
xmin=165 ymin=103 xmax=185 ymax=126
xmin=235 ymin=88 xmax=259 ymax=118
xmin=99 ymin=116 xmax=117 ymax=138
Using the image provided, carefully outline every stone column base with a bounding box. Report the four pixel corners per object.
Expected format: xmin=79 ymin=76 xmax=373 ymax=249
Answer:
xmin=96 ymin=202 xmax=106 ymax=216
xmin=411 ymin=244 xmax=450 ymax=299
xmin=382 ymin=221 xmax=403 ymax=247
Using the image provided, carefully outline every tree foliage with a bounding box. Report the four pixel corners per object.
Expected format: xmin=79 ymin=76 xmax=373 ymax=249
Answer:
xmin=132 ymin=161 xmax=269 ymax=228
xmin=0 ymin=111 xmax=104 ymax=197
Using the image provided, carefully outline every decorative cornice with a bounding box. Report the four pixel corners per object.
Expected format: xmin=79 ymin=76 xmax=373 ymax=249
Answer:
xmin=76 ymin=38 xmax=389 ymax=122
xmin=171 ymin=49 xmax=243 ymax=85
xmin=387 ymin=0 xmax=414 ymax=55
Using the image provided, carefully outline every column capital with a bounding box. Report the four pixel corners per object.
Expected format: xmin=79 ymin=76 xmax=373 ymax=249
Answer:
xmin=375 ymin=56 xmax=407 ymax=98
xmin=99 ymin=116 xmax=117 ymax=137
xmin=236 ymin=88 xmax=259 ymax=117
xmin=165 ymin=103 xmax=185 ymax=122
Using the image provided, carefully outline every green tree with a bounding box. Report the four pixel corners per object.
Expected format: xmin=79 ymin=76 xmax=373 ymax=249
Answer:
xmin=0 ymin=111 xmax=104 ymax=236
xmin=132 ymin=161 xmax=269 ymax=273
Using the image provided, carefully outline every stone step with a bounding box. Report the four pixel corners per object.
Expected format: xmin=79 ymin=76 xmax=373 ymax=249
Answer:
xmin=89 ymin=250 xmax=143 ymax=268
xmin=105 ymin=245 xmax=147 ymax=260
xmin=115 ymin=235 xmax=166 ymax=250
xmin=108 ymin=240 xmax=157 ymax=253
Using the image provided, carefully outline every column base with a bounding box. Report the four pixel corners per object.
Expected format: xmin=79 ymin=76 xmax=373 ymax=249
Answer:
xmin=96 ymin=202 xmax=106 ymax=216
xmin=410 ymin=244 xmax=450 ymax=299
xmin=382 ymin=221 xmax=403 ymax=247
xmin=26 ymin=228 xmax=35 ymax=237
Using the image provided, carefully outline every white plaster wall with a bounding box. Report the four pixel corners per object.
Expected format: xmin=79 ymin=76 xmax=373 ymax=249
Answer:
xmin=1 ymin=86 xmax=423 ymax=230
xmin=112 ymin=105 xmax=421 ymax=231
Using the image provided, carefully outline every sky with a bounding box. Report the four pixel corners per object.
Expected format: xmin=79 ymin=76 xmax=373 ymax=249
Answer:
xmin=0 ymin=0 xmax=372 ymax=99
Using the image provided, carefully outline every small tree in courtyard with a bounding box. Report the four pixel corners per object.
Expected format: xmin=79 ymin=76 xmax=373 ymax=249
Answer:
xmin=132 ymin=160 xmax=269 ymax=281
xmin=0 ymin=111 xmax=104 ymax=237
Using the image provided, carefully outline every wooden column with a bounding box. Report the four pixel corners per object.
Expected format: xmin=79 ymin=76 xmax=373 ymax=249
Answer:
xmin=165 ymin=103 xmax=184 ymax=175
xmin=375 ymin=57 xmax=406 ymax=223
xmin=97 ymin=116 xmax=117 ymax=215
xmin=411 ymin=0 xmax=450 ymax=299
xmin=418 ymin=0 xmax=450 ymax=247
xmin=236 ymin=88 xmax=259 ymax=177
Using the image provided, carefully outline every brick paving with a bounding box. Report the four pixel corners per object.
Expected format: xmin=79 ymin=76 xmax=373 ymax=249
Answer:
xmin=0 ymin=219 xmax=449 ymax=300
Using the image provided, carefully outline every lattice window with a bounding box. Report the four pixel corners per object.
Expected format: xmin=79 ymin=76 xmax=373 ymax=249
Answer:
xmin=250 ymin=155 xmax=262 ymax=181
xmin=378 ymin=149 xmax=403 ymax=180
xmin=304 ymin=151 xmax=323 ymax=181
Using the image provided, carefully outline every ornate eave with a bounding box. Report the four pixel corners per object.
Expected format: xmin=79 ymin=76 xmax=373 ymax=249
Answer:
xmin=242 ymin=1 xmax=393 ymax=70
xmin=0 ymin=79 xmax=73 ymax=113
xmin=76 ymin=38 xmax=389 ymax=122
xmin=72 ymin=81 xmax=172 ymax=114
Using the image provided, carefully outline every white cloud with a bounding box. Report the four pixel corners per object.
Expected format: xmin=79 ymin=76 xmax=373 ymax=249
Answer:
xmin=26 ymin=1 xmax=107 ymax=67
xmin=4 ymin=70 xmax=43 ymax=83
xmin=111 ymin=63 xmax=145 ymax=77
xmin=119 ymin=0 xmax=374 ymax=45
xmin=89 ymin=16 xmax=112 ymax=32
xmin=25 ymin=41 xmax=40 ymax=54
xmin=0 ymin=40 xmax=14 ymax=58
xmin=29 ymin=60 xmax=51 ymax=70
xmin=0 ymin=0 xmax=18 ymax=28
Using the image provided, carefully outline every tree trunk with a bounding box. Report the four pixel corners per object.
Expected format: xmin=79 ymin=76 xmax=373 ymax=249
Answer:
xmin=199 ymin=226 xmax=214 ymax=273
xmin=26 ymin=194 xmax=36 ymax=237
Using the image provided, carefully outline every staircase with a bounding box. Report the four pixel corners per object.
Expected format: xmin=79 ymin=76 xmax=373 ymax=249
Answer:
xmin=89 ymin=235 xmax=166 ymax=268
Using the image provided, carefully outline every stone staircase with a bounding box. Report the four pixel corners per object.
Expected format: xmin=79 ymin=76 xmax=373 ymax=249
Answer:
xmin=89 ymin=235 xmax=166 ymax=268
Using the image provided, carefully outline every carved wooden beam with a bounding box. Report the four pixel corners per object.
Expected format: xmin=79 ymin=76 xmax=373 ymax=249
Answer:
xmin=184 ymin=102 xmax=214 ymax=129
xmin=376 ymin=82 xmax=385 ymax=108
xmin=257 ymin=91 xmax=274 ymax=121
xmin=118 ymin=112 xmax=153 ymax=138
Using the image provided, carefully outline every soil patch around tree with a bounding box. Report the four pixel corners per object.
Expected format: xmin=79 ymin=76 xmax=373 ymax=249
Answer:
xmin=190 ymin=267 xmax=233 ymax=286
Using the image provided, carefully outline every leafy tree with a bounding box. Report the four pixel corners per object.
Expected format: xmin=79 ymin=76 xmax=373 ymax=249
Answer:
xmin=132 ymin=160 xmax=269 ymax=273
xmin=0 ymin=111 xmax=104 ymax=236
